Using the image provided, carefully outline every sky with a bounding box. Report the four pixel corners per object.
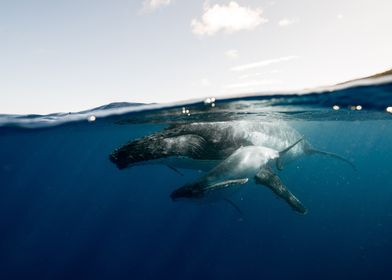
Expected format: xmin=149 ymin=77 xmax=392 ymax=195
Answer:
xmin=1 ymin=0 xmax=392 ymax=114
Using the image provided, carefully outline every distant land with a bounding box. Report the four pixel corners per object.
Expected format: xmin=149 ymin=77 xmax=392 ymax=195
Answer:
xmin=87 ymin=102 xmax=146 ymax=111
xmin=77 ymin=102 xmax=147 ymax=113
xmin=364 ymin=68 xmax=392 ymax=79
xmin=338 ymin=68 xmax=392 ymax=85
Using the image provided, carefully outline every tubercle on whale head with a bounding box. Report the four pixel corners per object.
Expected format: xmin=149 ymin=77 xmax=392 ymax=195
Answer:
xmin=109 ymin=149 xmax=130 ymax=169
xmin=109 ymin=150 xmax=164 ymax=169
xmin=170 ymin=183 xmax=204 ymax=201
xmin=109 ymin=147 xmax=143 ymax=169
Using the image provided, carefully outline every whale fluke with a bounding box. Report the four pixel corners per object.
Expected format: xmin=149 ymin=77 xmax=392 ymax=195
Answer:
xmin=255 ymin=166 xmax=307 ymax=214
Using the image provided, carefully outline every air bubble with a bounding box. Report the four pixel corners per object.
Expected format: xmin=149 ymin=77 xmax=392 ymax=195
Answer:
xmin=204 ymin=97 xmax=216 ymax=105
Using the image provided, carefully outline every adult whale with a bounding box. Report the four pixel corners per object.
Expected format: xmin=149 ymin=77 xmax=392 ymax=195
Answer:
xmin=109 ymin=121 xmax=355 ymax=172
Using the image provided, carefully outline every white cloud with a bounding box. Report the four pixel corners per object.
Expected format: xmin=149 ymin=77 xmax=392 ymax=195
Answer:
xmin=238 ymin=70 xmax=279 ymax=79
xmin=223 ymin=79 xmax=280 ymax=89
xmin=278 ymin=18 xmax=298 ymax=27
xmin=230 ymin=56 xmax=299 ymax=71
xmin=142 ymin=0 xmax=172 ymax=12
xmin=225 ymin=49 xmax=239 ymax=59
xmin=191 ymin=1 xmax=268 ymax=36
xmin=337 ymin=14 xmax=344 ymax=20
xmin=238 ymin=72 xmax=263 ymax=80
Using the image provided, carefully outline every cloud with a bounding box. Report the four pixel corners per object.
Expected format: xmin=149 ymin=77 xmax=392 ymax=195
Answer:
xmin=142 ymin=0 xmax=172 ymax=12
xmin=225 ymin=49 xmax=239 ymax=59
xmin=191 ymin=1 xmax=267 ymax=36
xmin=278 ymin=18 xmax=298 ymax=27
xmin=238 ymin=70 xmax=279 ymax=80
xmin=230 ymin=56 xmax=299 ymax=71
xmin=337 ymin=14 xmax=344 ymax=20
xmin=223 ymin=79 xmax=280 ymax=89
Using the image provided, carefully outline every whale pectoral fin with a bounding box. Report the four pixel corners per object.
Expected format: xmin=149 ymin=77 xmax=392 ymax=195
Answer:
xmin=255 ymin=167 xmax=307 ymax=214
xmin=204 ymin=178 xmax=249 ymax=191
xmin=276 ymin=138 xmax=304 ymax=171
xmin=305 ymin=147 xmax=357 ymax=171
xmin=166 ymin=164 xmax=184 ymax=176
xmin=224 ymin=198 xmax=244 ymax=218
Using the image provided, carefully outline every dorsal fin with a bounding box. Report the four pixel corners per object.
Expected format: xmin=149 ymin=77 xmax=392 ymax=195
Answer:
xmin=276 ymin=138 xmax=303 ymax=171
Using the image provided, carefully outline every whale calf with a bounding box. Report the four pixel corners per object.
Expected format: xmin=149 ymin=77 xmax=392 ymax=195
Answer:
xmin=170 ymin=140 xmax=307 ymax=214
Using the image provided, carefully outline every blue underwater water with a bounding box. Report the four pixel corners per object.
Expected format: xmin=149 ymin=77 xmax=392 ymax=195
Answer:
xmin=1 ymin=80 xmax=392 ymax=280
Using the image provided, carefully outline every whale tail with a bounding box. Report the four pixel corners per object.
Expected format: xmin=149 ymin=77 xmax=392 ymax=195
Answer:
xmin=305 ymin=147 xmax=357 ymax=171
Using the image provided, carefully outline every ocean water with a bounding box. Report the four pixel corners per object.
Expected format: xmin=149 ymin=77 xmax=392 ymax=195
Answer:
xmin=1 ymin=79 xmax=392 ymax=280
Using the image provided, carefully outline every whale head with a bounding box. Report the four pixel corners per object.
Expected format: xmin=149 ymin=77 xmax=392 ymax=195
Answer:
xmin=109 ymin=132 xmax=212 ymax=170
xmin=170 ymin=182 xmax=204 ymax=201
xmin=109 ymin=134 xmax=171 ymax=169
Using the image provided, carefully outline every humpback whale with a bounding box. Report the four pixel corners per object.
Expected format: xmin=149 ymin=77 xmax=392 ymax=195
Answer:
xmin=110 ymin=121 xmax=355 ymax=171
xmin=170 ymin=140 xmax=308 ymax=214
xmin=109 ymin=121 xmax=354 ymax=214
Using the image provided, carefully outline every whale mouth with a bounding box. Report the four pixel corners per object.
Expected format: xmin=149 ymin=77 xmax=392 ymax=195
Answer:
xmin=109 ymin=153 xmax=128 ymax=169
xmin=170 ymin=191 xmax=179 ymax=201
